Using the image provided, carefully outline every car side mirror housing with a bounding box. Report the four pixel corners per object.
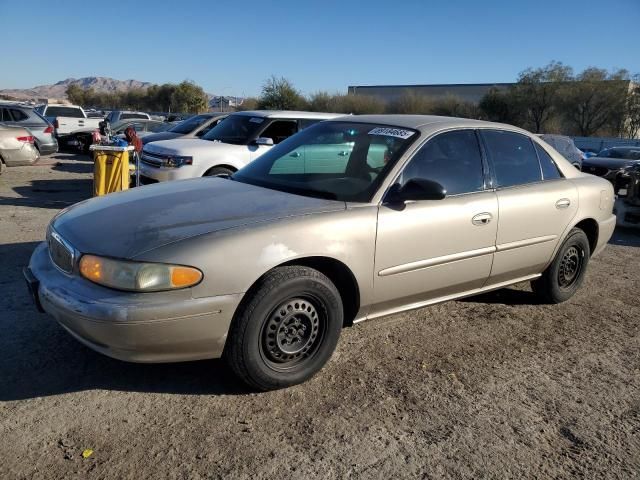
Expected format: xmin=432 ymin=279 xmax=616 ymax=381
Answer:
xmin=254 ymin=137 xmax=274 ymax=146
xmin=387 ymin=179 xmax=446 ymax=203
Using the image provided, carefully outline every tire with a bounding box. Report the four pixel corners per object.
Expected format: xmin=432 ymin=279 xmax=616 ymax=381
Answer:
xmin=224 ymin=266 xmax=343 ymax=391
xmin=531 ymin=227 xmax=590 ymax=304
xmin=203 ymin=166 xmax=234 ymax=177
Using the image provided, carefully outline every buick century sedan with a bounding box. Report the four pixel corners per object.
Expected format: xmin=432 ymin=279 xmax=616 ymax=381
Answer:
xmin=25 ymin=115 xmax=616 ymax=390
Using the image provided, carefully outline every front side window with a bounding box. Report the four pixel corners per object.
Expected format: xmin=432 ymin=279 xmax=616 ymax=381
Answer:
xmin=534 ymin=143 xmax=563 ymax=180
xmin=400 ymin=130 xmax=485 ymax=195
xmin=233 ymin=121 xmax=419 ymax=202
xmin=260 ymin=120 xmax=298 ymax=144
xmin=482 ymin=130 xmax=542 ymax=188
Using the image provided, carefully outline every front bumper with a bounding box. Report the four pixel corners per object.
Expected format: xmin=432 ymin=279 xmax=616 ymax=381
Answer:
xmin=139 ymin=160 xmax=197 ymax=182
xmin=26 ymin=242 xmax=243 ymax=363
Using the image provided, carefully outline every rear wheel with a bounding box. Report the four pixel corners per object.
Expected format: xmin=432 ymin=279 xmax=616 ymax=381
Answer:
xmin=531 ymin=227 xmax=590 ymax=303
xmin=224 ymin=266 xmax=343 ymax=391
xmin=203 ymin=166 xmax=234 ymax=177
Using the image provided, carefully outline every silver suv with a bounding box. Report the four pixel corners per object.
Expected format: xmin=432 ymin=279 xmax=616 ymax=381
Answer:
xmin=0 ymin=103 xmax=58 ymax=155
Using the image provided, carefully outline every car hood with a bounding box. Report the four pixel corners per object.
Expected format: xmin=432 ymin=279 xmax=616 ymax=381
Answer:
xmin=141 ymin=132 xmax=184 ymax=144
xmin=52 ymin=178 xmax=345 ymax=259
xmin=143 ymin=138 xmax=240 ymax=156
xmin=582 ymin=157 xmax=639 ymax=169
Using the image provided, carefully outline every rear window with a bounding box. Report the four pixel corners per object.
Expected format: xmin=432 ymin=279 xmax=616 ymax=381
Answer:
xmin=45 ymin=106 xmax=84 ymax=118
xmin=121 ymin=113 xmax=148 ymax=120
xmin=482 ymin=130 xmax=542 ymax=188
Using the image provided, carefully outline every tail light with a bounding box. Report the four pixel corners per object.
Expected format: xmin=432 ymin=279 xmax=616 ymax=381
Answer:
xmin=44 ymin=125 xmax=53 ymax=134
xmin=17 ymin=136 xmax=35 ymax=143
xmin=53 ymin=119 xmax=59 ymax=129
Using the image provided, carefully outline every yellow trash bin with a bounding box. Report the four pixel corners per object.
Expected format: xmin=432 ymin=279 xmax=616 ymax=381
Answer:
xmin=90 ymin=145 xmax=134 ymax=197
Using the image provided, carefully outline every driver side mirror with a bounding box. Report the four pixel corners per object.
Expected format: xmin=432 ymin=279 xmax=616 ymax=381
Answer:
xmin=254 ymin=137 xmax=274 ymax=146
xmin=386 ymin=178 xmax=446 ymax=204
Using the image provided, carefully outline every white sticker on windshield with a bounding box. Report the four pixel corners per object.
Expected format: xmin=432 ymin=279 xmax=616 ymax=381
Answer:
xmin=368 ymin=127 xmax=414 ymax=139
xmin=250 ymin=117 xmax=264 ymax=123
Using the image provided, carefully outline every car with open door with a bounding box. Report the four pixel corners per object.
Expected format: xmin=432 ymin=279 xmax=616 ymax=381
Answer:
xmin=25 ymin=115 xmax=616 ymax=390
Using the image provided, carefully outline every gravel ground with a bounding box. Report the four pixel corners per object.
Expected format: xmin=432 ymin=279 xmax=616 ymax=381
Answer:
xmin=1 ymin=153 xmax=639 ymax=479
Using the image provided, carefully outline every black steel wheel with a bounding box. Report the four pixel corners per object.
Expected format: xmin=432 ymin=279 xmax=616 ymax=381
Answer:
xmin=532 ymin=227 xmax=590 ymax=303
xmin=224 ymin=266 xmax=343 ymax=391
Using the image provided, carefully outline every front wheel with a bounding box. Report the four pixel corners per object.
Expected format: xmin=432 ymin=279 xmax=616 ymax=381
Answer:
xmin=224 ymin=266 xmax=343 ymax=391
xmin=531 ymin=227 xmax=590 ymax=303
xmin=203 ymin=166 xmax=234 ymax=177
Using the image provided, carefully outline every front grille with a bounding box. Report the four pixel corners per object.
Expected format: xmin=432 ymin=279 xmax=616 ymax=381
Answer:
xmin=48 ymin=229 xmax=74 ymax=273
xmin=584 ymin=165 xmax=609 ymax=177
xmin=141 ymin=150 xmax=164 ymax=167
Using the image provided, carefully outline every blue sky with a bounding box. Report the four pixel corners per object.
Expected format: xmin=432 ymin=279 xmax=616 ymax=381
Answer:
xmin=1 ymin=0 xmax=639 ymax=96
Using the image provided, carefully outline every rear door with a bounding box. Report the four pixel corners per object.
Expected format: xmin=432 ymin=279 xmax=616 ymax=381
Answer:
xmin=480 ymin=130 xmax=578 ymax=285
xmin=371 ymin=129 xmax=498 ymax=316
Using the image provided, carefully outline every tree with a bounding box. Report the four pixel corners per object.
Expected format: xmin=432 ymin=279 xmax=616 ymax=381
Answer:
xmin=258 ymin=76 xmax=307 ymax=110
xmin=65 ymin=85 xmax=86 ymax=105
xmin=478 ymin=87 xmax=520 ymax=124
xmin=560 ymin=68 xmax=630 ymax=137
xmin=511 ymin=61 xmax=573 ymax=133
xmin=623 ymin=78 xmax=640 ymax=138
xmin=170 ymin=81 xmax=208 ymax=113
xmin=235 ymin=97 xmax=259 ymax=111
xmin=386 ymin=92 xmax=435 ymax=114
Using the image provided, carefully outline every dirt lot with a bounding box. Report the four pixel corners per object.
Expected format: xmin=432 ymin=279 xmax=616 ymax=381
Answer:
xmin=1 ymin=153 xmax=639 ymax=479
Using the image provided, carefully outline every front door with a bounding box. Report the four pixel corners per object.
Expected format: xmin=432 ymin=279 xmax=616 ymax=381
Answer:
xmin=371 ymin=129 xmax=498 ymax=318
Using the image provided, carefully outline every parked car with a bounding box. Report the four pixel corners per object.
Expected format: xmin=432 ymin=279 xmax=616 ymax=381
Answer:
xmin=66 ymin=120 xmax=174 ymax=154
xmin=538 ymin=134 xmax=584 ymax=168
xmin=25 ymin=115 xmax=616 ymax=390
xmin=142 ymin=113 xmax=227 ymax=145
xmin=0 ymin=103 xmax=57 ymax=155
xmin=34 ymin=104 xmax=101 ymax=140
xmin=0 ymin=125 xmax=39 ymax=173
xmin=139 ymin=111 xmax=342 ymax=183
xmin=581 ymin=146 xmax=640 ymax=193
xmin=614 ymin=162 xmax=640 ymax=227
xmin=105 ymin=111 xmax=151 ymax=123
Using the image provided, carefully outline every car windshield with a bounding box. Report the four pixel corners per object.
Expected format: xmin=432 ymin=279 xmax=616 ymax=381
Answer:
xmin=232 ymin=121 xmax=419 ymax=202
xmin=169 ymin=115 xmax=210 ymax=134
xmin=202 ymin=114 xmax=265 ymax=145
xmin=598 ymin=148 xmax=640 ymax=160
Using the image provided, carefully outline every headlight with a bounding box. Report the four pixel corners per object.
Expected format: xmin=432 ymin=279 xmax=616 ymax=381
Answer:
xmin=79 ymin=255 xmax=202 ymax=292
xmin=164 ymin=156 xmax=193 ymax=168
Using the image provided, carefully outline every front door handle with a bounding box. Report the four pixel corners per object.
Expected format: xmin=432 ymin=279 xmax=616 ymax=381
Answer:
xmin=472 ymin=212 xmax=493 ymax=226
xmin=556 ymin=198 xmax=571 ymax=209
xmin=289 ymin=151 xmax=301 ymax=158
xmin=338 ymin=151 xmax=350 ymax=156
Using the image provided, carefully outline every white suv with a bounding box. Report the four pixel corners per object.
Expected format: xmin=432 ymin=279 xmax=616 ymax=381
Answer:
xmin=139 ymin=111 xmax=342 ymax=183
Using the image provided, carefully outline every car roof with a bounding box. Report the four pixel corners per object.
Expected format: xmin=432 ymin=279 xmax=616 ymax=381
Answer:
xmin=329 ymin=114 xmax=530 ymax=134
xmin=233 ymin=110 xmax=343 ymax=120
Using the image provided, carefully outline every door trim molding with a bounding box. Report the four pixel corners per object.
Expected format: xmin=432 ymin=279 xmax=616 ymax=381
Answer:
xmin=495 ymin=235 xmax=557 ymax=253
xmin=378 ymin=246 xmax=496 ymax=277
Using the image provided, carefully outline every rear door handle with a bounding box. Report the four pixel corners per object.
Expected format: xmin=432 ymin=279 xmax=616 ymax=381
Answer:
xmin=472 ymin=212 xmax=493 ymax=226
xmin=338 ymin=151 xmax=350 ymax=156
xmin=555 ymin=198 xmax=571 ymax=209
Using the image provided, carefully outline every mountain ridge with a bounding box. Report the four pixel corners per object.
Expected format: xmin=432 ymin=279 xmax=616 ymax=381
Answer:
xmin=0 ymin=77 xmax=155 ymax=101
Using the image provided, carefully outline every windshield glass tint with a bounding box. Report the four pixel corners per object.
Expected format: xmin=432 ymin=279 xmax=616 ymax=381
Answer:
xmin=169 ymin=115 xmax=210 ymax=134
xmin=232 ymin=122 xmax=418 ymax=202
xmin=202 ymin=115 xmax=264 ymax=145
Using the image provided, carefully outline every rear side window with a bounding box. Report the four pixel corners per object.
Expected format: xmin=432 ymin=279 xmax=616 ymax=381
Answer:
xmin=9 ymin=109 xmax=29 ymax=121
xmin=482 ymin=130 xmax=542 ymax=188
xmin=401 ymin=130 xmax=485 ymax=195
xmin=45 ymin=106 xmax=84 ymax=118
xmin=534 ymin=143 xmax=563 ymax=180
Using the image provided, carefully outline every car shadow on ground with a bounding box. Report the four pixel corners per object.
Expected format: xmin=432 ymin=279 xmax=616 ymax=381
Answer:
xmin=0 ymin=178 xmax=92 ymax=209
xmin=51 ymin=161 xmax=93 ymax=174
xmin=609 ymin=227 xmax=640 ymax=247
xmin=459 ymin=287 xmax=542 ymax=306
xmin=0 ymin=241 xmax=248 ymax=401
